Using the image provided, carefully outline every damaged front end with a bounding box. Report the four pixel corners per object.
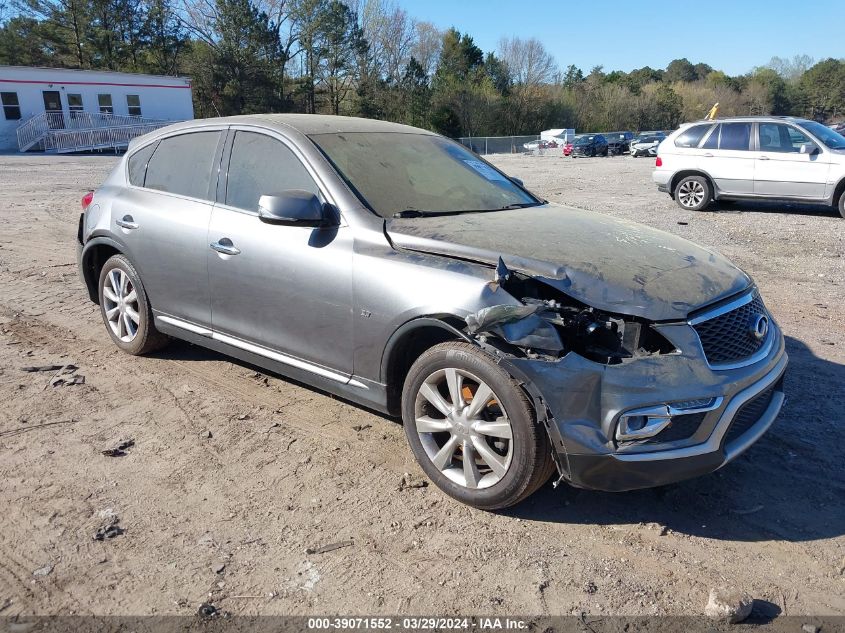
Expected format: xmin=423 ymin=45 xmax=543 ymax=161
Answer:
xmin=465 ymin=259 xmax=678 ymax=366
xmin=461 ymin=259 xmax=787 ymax=492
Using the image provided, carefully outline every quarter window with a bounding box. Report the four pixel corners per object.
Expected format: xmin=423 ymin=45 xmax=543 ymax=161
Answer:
xmin=126 ymin=95 xmax=142 ymax=117
xmin=225 ymin=131 xmax=319 ymax=212
xmin=145 ymin=132 xmax=221 ymax=200
xmin=675 ymin=124 xmax=712 ymax=148
xmin=127 ymin=141 xmax=159 ymax=187
xmin=1 ymin=92 xmax=21 ymax=120
xmin=98 ymin=94 xmax=113 ymax=114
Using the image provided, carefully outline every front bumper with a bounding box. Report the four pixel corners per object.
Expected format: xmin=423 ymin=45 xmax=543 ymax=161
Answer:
xmin=505 ymin=318 xmax=787 ymax=492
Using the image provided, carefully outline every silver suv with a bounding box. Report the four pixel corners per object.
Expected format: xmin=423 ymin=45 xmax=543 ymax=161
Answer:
xmin=77 ymin=115 xmax=787 ymax=509
xmin=653 ymin=116 xmax=845 ymax=217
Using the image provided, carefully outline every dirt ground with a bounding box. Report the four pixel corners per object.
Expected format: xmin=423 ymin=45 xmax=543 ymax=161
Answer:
xmin=0 ymin=151 xmax=843 ymax=618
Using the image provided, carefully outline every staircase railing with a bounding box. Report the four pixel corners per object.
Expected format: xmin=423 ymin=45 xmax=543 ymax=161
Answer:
xmin=41 ymin=122 xmax=173 ymax=153
xmin=17 ymin=111 xmax=173 ymax=152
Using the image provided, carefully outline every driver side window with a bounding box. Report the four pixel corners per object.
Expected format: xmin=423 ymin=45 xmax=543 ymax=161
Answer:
xmin=225 ymin=131 xmax=320 ymax=212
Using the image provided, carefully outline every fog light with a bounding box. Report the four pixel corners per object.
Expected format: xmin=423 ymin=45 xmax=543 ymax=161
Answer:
xmin=616 ymin=397 xmax=723 ymax=443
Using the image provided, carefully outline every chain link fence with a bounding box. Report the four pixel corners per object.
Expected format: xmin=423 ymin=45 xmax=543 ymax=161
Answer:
xmin=457 ymin=135 xmax=540 ymax=155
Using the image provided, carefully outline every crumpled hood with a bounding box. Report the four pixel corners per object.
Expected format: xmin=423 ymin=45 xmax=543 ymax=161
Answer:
xmin=386 ymin=204 xmax=751 ymax=321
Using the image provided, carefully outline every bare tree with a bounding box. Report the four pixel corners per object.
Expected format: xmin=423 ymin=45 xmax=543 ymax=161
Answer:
xmin=411 ymin=19 xmax=439 ymax=78
xmin=497 ymin=36 xmax=556 ymax=86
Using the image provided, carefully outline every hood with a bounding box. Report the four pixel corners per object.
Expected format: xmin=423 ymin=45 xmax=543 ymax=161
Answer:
xmin=386 ymin=205 xmax=751 ymax=321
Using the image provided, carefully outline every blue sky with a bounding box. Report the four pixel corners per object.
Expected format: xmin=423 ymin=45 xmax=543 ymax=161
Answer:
xmin=396 ymin=0 xmax=842 ymax=76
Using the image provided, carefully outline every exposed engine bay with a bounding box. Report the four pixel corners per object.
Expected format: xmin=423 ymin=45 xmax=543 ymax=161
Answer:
xmin=465 ymin=266 xmax=677 ymax=365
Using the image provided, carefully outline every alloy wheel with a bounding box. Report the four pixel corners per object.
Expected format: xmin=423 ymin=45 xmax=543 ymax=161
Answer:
xmin=102 ymin=269 xmax=140 ymax=342
xmin=678 ymin=180 xmax=705 ymax=208
xmin=414 ymin=367 xmax=514 ymax=490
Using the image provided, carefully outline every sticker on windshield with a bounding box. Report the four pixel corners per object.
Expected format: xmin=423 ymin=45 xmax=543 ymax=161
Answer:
xmin=463 ymin=159 xmax=507 ymax=181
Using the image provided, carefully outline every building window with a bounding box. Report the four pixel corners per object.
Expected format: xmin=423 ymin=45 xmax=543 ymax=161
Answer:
xmin=68 ymin=94 xmax=83 ymax=112
xmin=126 ymin=95 xmax=142 ymax=117
xmin=1 ymin=92 xmax=21 ymax=120
xmin=98 ymin=94 xmax=113 ymax=114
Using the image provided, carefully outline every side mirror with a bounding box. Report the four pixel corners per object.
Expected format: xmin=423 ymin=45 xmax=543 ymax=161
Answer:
xmin=258 ymin=190 xmax=329 ymax=226
xmin=799 ymin=143 xmax=818 ymax=155
xmin=510 ymin=176 xmax=525 ymax=187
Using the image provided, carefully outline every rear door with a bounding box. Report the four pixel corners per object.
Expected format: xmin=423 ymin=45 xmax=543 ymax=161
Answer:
xmin=207 ymin=128 xmax=354 ymax=374
xmin=753 ymin=122 xmax=831 ymax=199
xmin=699 ymin=122 xmax=755 ymax=194
xmin=116 ymin=129 xmax=225 ymax=329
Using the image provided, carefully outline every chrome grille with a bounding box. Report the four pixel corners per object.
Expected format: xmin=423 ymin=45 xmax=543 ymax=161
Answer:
xmin=693 ymin=293 xmax=769 ymax=366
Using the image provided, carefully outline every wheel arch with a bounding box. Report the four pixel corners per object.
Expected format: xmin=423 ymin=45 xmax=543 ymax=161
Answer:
xmin=80 ymin=237 xmax=126 ymax=303
xmin=381 ymin=316 xmax=474 ymax=416
xmin=832 ymin=176 xmax=845 ymax=208
xmin=669 ymin=170 xmax=716 ymax=199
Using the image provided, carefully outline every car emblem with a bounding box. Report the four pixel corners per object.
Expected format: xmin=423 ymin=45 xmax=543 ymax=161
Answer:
xmin=749 ymin=314 xmax=769 ymax=341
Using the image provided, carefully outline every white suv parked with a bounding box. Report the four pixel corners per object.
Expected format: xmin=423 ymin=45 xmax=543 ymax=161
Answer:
xmin=653 ymin=116 xmax=845 ymax=218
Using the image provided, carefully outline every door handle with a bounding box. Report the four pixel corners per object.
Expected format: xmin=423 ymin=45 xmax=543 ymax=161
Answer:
xmin=759 ymin=155 xmax=770 ymax=160
xmin=702 ymin=153 xmax=714 ymax=158
xmin=116 ymin=215 xmax=139 ymax=230
xmin=210 ymin=239 xmax=241 ymax=256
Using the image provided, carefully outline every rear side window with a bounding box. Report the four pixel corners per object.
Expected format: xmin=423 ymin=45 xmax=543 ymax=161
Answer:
xmin=145 ymin=132 xmax=221 ymax=200
xmin=719 ymin=123 xmax=751 ymax=151
xmin=225 ymin=131 xmax=319 ymax=212
xmin=127 ymin=142 xmax=158 ymax=187
xmin=675 ymin=124 xmax=712 ymax=148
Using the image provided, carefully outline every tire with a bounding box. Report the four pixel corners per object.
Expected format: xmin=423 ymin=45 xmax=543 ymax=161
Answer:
xmin=401 ymin=342 xmax=554 ymax=510
xmin=673 ymin=175 xmax=712 ymax=211
xmin=838 ymin=190 xmax=845 ymax=219
xmin=98 ymin=254 xmax=168 ymax=355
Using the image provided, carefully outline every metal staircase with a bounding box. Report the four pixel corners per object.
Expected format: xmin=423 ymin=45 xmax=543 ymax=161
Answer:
xmin=17 ymin=111 xmax=176 ymax=153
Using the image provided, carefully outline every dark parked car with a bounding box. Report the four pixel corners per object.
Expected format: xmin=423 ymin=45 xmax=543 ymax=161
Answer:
xmin=77 ymin=115 xmax=787 ymax=510
xmin=605 ymin=131 xmax=634 ymax=155
xmin=571 ymin=134 xmax=609 ymax=157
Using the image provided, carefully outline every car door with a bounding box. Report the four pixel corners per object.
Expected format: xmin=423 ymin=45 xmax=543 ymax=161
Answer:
xmin=116 ymin=129 xmax=224 ymax=329
xmin=699 ymin=122 xmax=755 ymax=194
xmin=208 ymin=128 xmax=354 ymax=374
xmin=754 ymin=122 xmax=831 ymax=199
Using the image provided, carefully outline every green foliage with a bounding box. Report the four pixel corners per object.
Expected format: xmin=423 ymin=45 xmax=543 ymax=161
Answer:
xmin=1 ymin=0 xmax=841 ymax=134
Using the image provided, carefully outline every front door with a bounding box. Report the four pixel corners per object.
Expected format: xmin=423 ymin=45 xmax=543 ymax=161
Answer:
xmin=42 ymin=91 xmax=64 ymax=129
xmin=208 ymin=129 xmax=354 ymax=375
xmin=754 ymin=122 xmax=831 ymax=199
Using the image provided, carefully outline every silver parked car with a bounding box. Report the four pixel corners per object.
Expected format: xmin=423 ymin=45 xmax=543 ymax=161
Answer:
xmin=77 ymin=115 xmax=787 ymax=510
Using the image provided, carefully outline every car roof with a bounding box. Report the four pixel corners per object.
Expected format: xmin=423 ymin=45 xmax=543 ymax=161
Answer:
xmin=682 ymin=115 xmax=815 ymax=126
xmin=149 ymin=114 xmax=435 ymax=137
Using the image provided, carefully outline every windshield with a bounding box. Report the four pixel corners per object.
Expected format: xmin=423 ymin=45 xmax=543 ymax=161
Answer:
xmin=575 ymin=136 xmax=594 ymax=145
xmin=798 ymin=120 xmax=845 ymax=149
xmin=310 ymin=132 xmax=539 ymax=218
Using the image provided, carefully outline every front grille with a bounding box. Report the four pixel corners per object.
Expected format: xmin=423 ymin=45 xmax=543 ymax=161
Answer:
xmin=693 ymin=293 xmax=769 ymax=366
xmin=722 ymin=376 xmax=783 ymax=447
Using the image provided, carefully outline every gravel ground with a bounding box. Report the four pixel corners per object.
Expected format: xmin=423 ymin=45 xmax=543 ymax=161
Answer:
xmin=0 ymin=151 xmax=843 ymax=618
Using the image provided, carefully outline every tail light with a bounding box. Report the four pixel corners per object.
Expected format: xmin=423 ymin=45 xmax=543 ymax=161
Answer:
xmin=81 ymin=190 xmax=94 ymax=210
xmin=655 ymin=156 xmax=663 ymax=167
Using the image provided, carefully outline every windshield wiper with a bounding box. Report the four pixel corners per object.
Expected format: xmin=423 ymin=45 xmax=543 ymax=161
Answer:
xmin=392 ymin=203 xmax=540 ymax=219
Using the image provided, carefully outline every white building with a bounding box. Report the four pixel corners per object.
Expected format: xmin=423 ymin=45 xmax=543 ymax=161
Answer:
xmin=0 ymin=66 xmax=193 ymax=153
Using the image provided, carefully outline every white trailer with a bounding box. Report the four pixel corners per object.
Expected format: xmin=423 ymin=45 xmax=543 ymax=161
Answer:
xmin=0 ymin=66 xmax=193 ymax=152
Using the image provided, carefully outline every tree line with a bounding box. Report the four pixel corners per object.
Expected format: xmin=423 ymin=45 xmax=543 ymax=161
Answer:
xmin=2 ymin=0 xmax=844 ymax=135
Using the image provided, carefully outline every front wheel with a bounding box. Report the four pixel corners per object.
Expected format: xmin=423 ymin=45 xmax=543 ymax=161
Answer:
xmin=402 ymin=342 xmax=554 ymax=510
xmin=674 ymin=175 xmax=712 ymax=211
xmin=98 ymin=254 xmax=168 ymax=355
xmin=838 ymin=190 xmax=845 ymax=218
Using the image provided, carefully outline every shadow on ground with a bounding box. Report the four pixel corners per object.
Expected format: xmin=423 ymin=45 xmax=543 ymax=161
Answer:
xmin=510 ymin=336 xmax=845 ymax=543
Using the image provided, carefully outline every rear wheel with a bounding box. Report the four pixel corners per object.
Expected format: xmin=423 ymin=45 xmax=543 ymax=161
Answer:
xmin=838 ymin=190 xmax=845 ymax=218
xmin=674 ymin=175 xmax=712 ymax=211
xmin=98 ymin=254 xmax=168 ymax=355
xmin=402 ymin=342 xmax=554 ymax=510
